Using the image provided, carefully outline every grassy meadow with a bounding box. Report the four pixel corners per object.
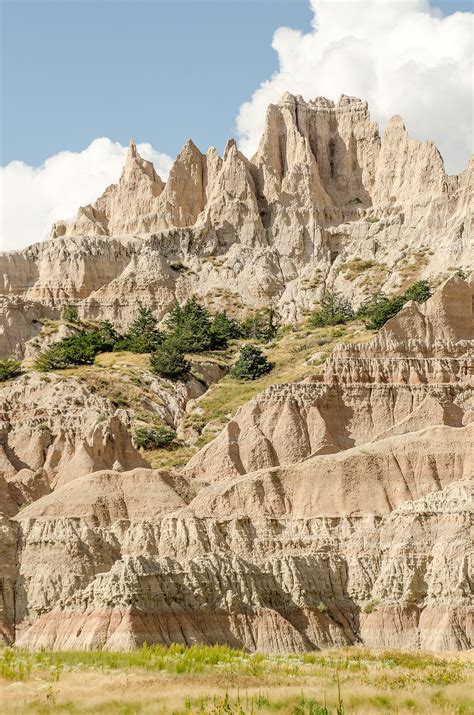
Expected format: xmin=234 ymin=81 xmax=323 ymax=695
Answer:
xmin=0 ymin=644 xmax=472 ymax=714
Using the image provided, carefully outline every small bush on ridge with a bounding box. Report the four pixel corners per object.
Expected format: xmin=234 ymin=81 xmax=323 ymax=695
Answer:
xmin=0 ymin=358 xmax=22 ymax=382
xmin=134 ymin=425 xmax=176 ymax=450
xmin=61 ymin=305 xmax=79 ymax=323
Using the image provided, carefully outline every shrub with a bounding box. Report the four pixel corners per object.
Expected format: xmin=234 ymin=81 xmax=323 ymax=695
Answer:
xmin=230 ymin=344 xmax=272 ymax=381
xmin=165 ymin=297 xmax=215 ymax=353
xmin=169 ymin=260 xmax=187 ymax=272
xmin=240 ymin=308 xmax=278 ymax=342
xmin=149 ymin=338 xmax=191 ymax=379
xmin=343 ymin=257 xmax=376 ymax=279
xmin=134 ymin=425 xmax=176 ymax=450
xmin=61 ymin=305 xmax=79 ymax=323
xmin=110 ymin=394 xmax=129 ymax=407
xmin=210 ymin=311 xmax=241 ymax=349
xmin=309 ymin=290 xmax=354 ymax=327
xmin=34 ymin=329 xmax=115 ymax=371
xmin=357 ymin=280 xmax=432 ymax=330
xmin=403 ymin=279 xmax=432 ymax=304
xmin=114 ymin=305 xmax=162 ymax=353
xmin=0 ymin=357 xmax=22 ymax=382
xmin=363 ymin=599 xmax=380 ymax=614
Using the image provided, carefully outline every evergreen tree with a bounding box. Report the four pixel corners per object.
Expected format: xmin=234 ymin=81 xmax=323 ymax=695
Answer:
xmin=209 ymin=311 xmax=241 ymax=349
xmin=149 ymin=337 xmax=190 ymax=379
xmin=357 ymin=280 xmax=432 ymax=330
xmin=230 ymin=344 xmax=272 ymax=380
xmin=240 ymin=308 xmax=278 ymax=342
xmin=309 ymin=290 xmax=354 ymax=327
xmin=404 ymin=280 xmax=432 ymax=304
xmin=34 ymin=329 xmax=115 ymax=371
xmin=98 ymin=320 xmax=121 ymax=344
xmin=165 ymin=297 xmax=213 ymax=352
xmin=0 ymin=357 xmax=22 ymax=382
xmin=114 ymin=305 xmax=162 ymax=353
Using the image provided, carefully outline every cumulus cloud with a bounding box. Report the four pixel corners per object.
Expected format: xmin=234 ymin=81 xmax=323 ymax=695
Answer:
xmin=0 ymin=138 xmax=173 ymax=251
xmin=237 ymin=0 xmax=473 ymax=174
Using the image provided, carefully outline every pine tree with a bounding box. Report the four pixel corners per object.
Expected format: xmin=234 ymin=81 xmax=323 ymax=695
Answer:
xmin=209 ymin=311 xmax=241 ymax=349
xmin=149 ymin=337 xmax=190 ymax=379
xmin=165 ymin=297 xmax=213 ymax=352
xmin=240 ymin=308 xmax=278 ymax=341
xmin=114 ymin=304 xmax=162 ymax=353
xmin=310 ymin=290 xmax=354 ymax=327
xmin=230 ymin=344 xmax=272 ymax=380
xmin=0 ymin=357 xmax=22 ymax=382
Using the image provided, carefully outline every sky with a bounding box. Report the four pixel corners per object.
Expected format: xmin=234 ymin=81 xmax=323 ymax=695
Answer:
xmin=1 ymin=0 xmax=473 ymax=250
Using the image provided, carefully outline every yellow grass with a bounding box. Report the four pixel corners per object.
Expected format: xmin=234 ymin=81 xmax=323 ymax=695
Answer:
xmin=0 ymin=645 xmax=472 ymax=714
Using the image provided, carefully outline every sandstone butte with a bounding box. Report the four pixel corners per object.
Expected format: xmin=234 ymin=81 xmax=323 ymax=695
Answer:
xmin=0 ymin=94 xmax=472 ymax=653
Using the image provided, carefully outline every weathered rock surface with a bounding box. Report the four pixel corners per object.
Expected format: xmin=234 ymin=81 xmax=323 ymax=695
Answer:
xmin=0 ymin=278 xmax=472 ymax=651
xmin=0 ymin=91 xmax=472 ymax=650
xmin=186 ymin=277 xmax=473 ymax=480
xmin=0 ymin=95 xmax=471 ymax=355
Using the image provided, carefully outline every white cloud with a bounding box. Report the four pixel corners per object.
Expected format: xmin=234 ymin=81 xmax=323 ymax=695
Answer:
xmin=236 ymin=0 xmax=473 ymax=174
xmin=0 ymin=138 xmax=173 ymax=251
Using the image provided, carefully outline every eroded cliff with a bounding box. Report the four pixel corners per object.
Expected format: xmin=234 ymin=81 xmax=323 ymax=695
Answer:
xmin=0 ymin=278 xmax=472 ymax=652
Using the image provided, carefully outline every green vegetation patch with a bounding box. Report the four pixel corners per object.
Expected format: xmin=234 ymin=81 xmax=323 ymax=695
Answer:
xmin=0 ymin=357 xmax=22 ymax=382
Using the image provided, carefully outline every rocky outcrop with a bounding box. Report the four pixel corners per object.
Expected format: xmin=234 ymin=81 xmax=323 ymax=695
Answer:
xmin=186 ymin=277 xmax=473 ymax=480
xmin=0 ymin=278 xmax=472 ymax=652
xmin=9 ymin=458 xmax=473 ymax=652
xmin=0 ymin=373 xmax=147 ymax=490
xmin=1 ymin=94 xmax=471 ymax=353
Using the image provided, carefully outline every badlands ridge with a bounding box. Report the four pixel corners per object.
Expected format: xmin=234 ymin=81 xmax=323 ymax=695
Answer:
xmin=0 ymin=94 xmax=472 ymax=652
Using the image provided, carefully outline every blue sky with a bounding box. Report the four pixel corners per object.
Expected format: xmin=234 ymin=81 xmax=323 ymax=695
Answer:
xmin=1 ymin=0 xmax=471 ymax=166
xmin=2 ymin=0 xmax=313 ymax=165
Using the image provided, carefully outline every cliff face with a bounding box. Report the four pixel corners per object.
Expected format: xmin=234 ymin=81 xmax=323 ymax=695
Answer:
xmin=185 ymin=276 xmax=473 ymax=480
xmin=1 ymin=94 xmax=472 ymax=358
xmin=0 ymin=278 xmax=472 ymax=652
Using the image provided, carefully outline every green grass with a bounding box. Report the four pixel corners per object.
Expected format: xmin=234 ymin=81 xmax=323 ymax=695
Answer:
xmin=1 ymin=646 xmax=472 ymax=715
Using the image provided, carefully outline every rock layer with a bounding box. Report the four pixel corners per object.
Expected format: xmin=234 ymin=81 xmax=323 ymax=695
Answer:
xmin=0 ymin=278 xmax=472 ymax=652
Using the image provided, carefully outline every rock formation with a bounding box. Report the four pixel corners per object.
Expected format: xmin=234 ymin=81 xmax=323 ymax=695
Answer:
xmin=0 ymin=93 xmax=472 ymax=652
xmin=0 ymin=94 xmax=471 ymax=357
xmin=0 ymin=277 xmax=472 ymax=652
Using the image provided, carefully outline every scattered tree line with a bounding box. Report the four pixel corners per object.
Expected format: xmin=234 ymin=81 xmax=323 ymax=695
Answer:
xmin=309 ymin=280 xmax=432 ymax=330
xmin=26 ymin=279 xmax=432 ymax=382
xmin=33 ymin=299 xmax=275 ymax=380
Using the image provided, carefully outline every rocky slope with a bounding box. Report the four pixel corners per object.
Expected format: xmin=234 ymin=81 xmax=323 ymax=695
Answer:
xmin=0 ymin=277 xmax=472 ymax=652
xmin=1 ymin=94 xmax=472 ymax=358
